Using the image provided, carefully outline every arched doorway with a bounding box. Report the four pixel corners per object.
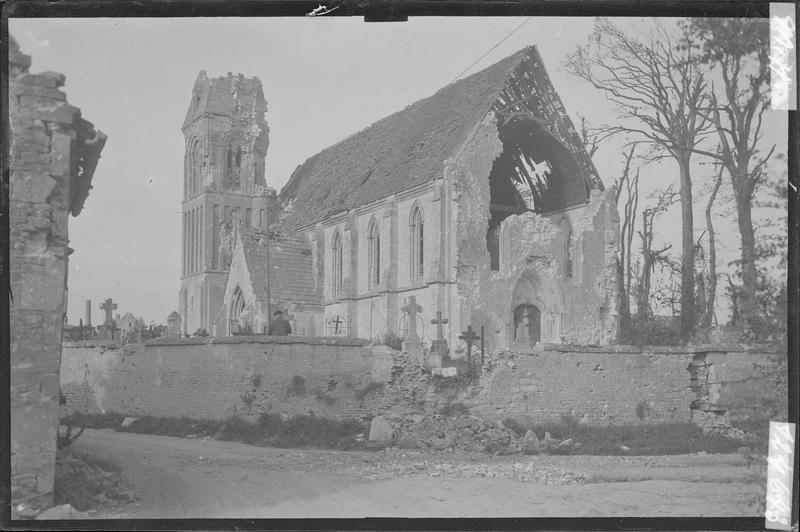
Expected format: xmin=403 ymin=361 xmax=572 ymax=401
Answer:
xmin=510 ymin=269 xmax=566 ymax=346
xmin=513 ymin=304 xmax=541 ymax=346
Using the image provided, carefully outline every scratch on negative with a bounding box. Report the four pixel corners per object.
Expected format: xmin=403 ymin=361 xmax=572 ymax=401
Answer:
xmin=307 ymin=4 xmax=339 ymax=16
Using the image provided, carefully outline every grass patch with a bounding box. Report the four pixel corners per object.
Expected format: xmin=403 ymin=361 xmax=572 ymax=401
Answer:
xmin=62 ymin=411 xmax=126 ymax=429
xmin=509 ymin=418 xmax=745 ymax=455
xmin=61 ymin=411 xmax=367 ymax=451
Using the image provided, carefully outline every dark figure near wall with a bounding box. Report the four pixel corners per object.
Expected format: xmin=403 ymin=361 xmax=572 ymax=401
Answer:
xmin=267 ymin=310 xmax=292 ymax=336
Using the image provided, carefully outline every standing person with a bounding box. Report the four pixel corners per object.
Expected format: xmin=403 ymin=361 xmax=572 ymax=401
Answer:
xmin=267 ymin=310 xmax=292 ymax=336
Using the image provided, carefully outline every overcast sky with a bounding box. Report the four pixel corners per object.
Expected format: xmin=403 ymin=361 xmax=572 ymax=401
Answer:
xmin=10 ymin=16 xmax=787 ymax=324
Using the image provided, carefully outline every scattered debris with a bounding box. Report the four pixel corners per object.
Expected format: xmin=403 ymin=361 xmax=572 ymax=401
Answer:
xmin=35 ymin=504 xmax=90 ymax=520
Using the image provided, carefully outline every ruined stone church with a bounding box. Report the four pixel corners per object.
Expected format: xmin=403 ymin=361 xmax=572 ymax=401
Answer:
xmin=179 ymin=45 xmax=619 ymax=350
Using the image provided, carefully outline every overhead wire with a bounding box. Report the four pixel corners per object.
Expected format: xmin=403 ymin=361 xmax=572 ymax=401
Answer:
xmin=450 ymin=18 xmax=533 ymax=84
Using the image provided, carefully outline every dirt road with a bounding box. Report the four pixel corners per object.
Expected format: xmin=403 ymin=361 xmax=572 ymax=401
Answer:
xmin=74 ymin=429 xmax=763 ymax=518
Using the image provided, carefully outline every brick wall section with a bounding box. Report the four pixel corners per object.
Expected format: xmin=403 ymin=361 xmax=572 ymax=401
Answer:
xmin=9 ymin=37 xmax=106 ymax=514
xmin=60 ymin=337 xmax=393 ymax=421
xmin=473 ymin=345 xmax=787 ymax=425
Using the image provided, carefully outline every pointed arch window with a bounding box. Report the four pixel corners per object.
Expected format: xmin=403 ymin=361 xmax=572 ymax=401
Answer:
xmin=367 ymin=219 xmax=381 ymax=289
xmin=230 ymin=285 xmax=246 ymax=335
xmin=226 ymin=146 xmax=234 ymax=187
xmin=566 ymin=229 xmax=574 ymax=279
xmin=409 ymin=205 xmax=424 ymax=282
xmin=331 ymin=231 xmax=343 ymax=298
xmin=190 ymin=139 xmax=201 ymax=196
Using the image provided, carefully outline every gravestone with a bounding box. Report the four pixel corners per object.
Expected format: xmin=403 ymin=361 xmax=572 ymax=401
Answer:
xmin=368 ymin=415 xmax=394 ymax=442
xmin=426 ymin=310 xmax=449 ymax=368
xmin=166 ymin=311 xmax=182 ymax=338
xmin=99 ymin=298 xmax=118 ymax=341
xmin=458 ymin=326 xmax=481 ymax=368
xmin=400 ymin=296 xmax=423 ymax=362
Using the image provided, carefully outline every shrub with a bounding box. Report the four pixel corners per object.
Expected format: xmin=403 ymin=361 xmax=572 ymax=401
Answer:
xmin=61 ymin=411 xmax=125 ymax=430
xmin=503 ymin=417 xmax=526 ymax=437
xmin=313 ymin=387 xmax=337 ymax=406
xmin=514 ymin=420 xmax=744 ymax=455
xmin=376 ymin=331 xmax=403 ymax=351
xmin=621 ymin=315 xmax=683 ymax=346
xmin=54 ymin=449 xmax=124 ymax=511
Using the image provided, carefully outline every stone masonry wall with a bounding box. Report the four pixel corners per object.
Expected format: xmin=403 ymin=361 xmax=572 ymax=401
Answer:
xmin=473 ymin=345 xmax=787 ymax=426
xmin=60 ymin=335 xmax=786 ymax=431
xmin=60 ymin=337 xmax=393 ymax=421
xmin=9 ymin=38 xmax=105 ymax=515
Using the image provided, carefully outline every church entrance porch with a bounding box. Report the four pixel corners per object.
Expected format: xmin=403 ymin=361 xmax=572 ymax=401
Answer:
xmin=507 ymin=269 xmax=565 ymax=349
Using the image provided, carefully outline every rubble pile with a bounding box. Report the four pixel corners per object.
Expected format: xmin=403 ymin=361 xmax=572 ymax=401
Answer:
xmin=390 ymin=413 xmax=581 ymax=455
xmin=373 ymin=348 xmax=432 ymax=418
xmin=355 ymin=457 xmax=587 ymax=484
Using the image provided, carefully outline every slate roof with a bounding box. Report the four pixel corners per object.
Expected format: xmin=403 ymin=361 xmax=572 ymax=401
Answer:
xmin=279 ymin=45 xmax=601 ymax=230
xmin=237 ymin=229 xmax=319 ymax=308
xmin=238 ymin=230 xmax=270 ymax=300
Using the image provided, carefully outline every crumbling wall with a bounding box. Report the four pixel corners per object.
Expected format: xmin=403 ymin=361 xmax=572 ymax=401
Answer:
xmin=9 ymin=38 xmax=105 ymax=515
xmin=473 ymin=345 xmax=787 ymax=426
xmin=451 ymin=112 xmax=619 ymax=352
xmin=60 ymin=337 xmax=393 ymax=421
xmin=694 ymin=350 xmax=788 ymax=426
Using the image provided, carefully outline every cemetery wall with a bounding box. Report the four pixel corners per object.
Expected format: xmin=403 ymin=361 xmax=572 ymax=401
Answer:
xmin=61 ymin=337 xmax=787 ymax=431
xmin=60 ymin=337 xmax=394 ymax=421
xmin=473 ymin=345 xmax=788 ymax=425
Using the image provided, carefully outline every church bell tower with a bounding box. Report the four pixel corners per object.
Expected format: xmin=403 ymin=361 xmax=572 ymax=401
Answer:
xmin=179 ymin=71 xmax=277 ymax=336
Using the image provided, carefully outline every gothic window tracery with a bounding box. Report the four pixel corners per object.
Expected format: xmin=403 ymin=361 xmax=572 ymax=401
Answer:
xmin=331 ymin=231 xmax=343 ymax=298
xmin=409 ymin=204 xmax=424 ymax=282
xmin=230 ymin=285 xmax=246 ymax=334
xmin=367 ymin=218 xmax=380 ymax=289
xmin=566 ymin=229 xmax=574 ymax=279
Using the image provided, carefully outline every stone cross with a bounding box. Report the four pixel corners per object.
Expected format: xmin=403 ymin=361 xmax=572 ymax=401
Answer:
xmin=459 ymin=325 xmax=481 ymax=365
xmin=331 ymin=315 xmax=343 ymax=335
xmin=100 ymin=298 xmax=117 ymax=326
xmin=431 ymin=311 xmax=448 ymax=341
xmin=401 ymin=295 xmax=423 ymax=342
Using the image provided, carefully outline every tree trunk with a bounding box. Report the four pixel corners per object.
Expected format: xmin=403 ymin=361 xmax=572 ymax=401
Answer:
xmin=617 ymin=255 xmax=630 ymax=340
xmin=735 ymin=188 xmax=757 ymax=335
xmin=678 ymin=155 xmax=696 ymax=339
xmin=703 ymin=170 xmax=722 ymax=328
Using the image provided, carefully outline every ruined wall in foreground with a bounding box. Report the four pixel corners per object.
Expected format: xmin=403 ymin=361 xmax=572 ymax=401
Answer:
xmin=9 ymin=38 xmax=105 ymax=515
xmin=60 ymin=337 xmax=393 ymax=420
xmin=473 ymin=345 xmax=788 ymax=426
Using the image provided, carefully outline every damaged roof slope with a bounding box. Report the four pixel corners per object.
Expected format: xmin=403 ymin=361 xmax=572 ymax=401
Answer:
xmin=237 ymin=229 xmax=319 ymax=307
xmin=279 ymin=45 xmax=602 ymax=229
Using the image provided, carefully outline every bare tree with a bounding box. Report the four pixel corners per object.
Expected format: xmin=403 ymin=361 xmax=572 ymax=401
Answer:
xmin=614 ymin=145 xmax=639 ymax=337
xmin=565 ymin=18 xmax=713 ymax=339
xmin=683 ymin=18 xmax=775 ymax=336
xmin=636 ymin=187 xmax=678 ymax=319
xmin=701 ymin=162 xmax=723 ymax=328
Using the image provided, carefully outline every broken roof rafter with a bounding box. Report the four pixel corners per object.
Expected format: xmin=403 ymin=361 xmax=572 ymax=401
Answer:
xmin=280 ymin=45 xmax=602 ymax=229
